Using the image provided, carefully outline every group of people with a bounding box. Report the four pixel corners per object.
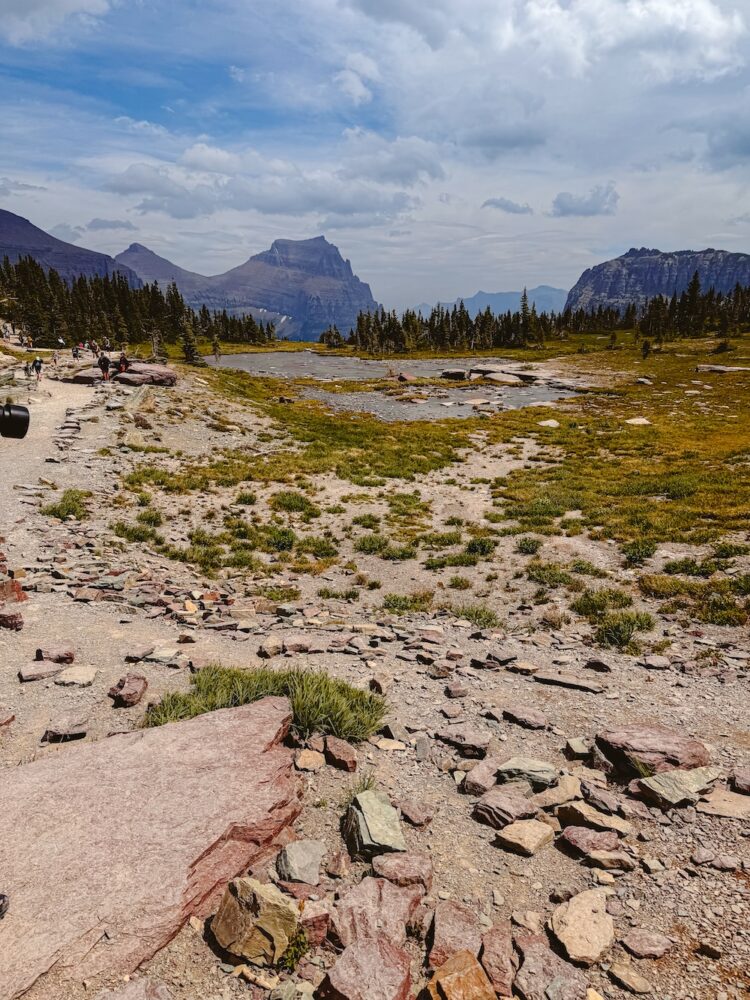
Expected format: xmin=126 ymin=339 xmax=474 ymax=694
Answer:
xmin=20 ymin=344 xmax=130 ymax=385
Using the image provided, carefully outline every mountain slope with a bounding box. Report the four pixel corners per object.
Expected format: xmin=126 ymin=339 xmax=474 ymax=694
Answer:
xmin=416 ymin=285 xmax=568 ymax=318
xmin=118 ymin=235 xmax=379 ymax=341
xmin=0 ymin=209 xmax=141 ymax=287
xmin=566 ymin=247 xmax=750 ymax=312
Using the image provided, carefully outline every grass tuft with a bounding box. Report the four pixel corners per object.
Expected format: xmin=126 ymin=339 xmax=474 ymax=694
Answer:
xmin=41 ymin=488 xmax=91 ymax=520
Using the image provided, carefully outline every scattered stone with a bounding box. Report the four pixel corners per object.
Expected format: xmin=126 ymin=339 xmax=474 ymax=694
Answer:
xmin=621 ymin=929 xmax=673 ymax=959
xmin=53 ymin=665 xmax=97 ymax=687
xmin=502 ymin=704 xmax=548 ymax=730
xmin=609 ymin=961 xmax=653 ymax=994
xmin=696 ymin=940 xmax=722 ymax=959
xmin=372 ymin=853 xmax=433 ymax=893
xmin=496 ymin=756 xmax=558 ymax=790
xmin=624 ymin=417 xmax=651 ymax=426
xmin=0 ymin=612 xmax=23 ymax=631
xmin=429 ymin=900 xmax=482 ymax=968
xmin=538 ymin=419 xmax=560 ymax=428
xmin=462 ymin=757 xmax=502 ymax=796
xmin=595 ymin=724 xmax=710 ymax=778
xmin=557 ymin=802 xmax=632 ymax=836
xmin=276 ymin=840 xmax=325 ymax=886
xmin=212 ymin=877 xmax=299 ymax=966
xmin=496 ymin=819 xmax=553 ymax=856
xmin=18 ymin=662 xmax=63 ymax=682
xmin=532 ymin=775 xmax=581 ymax=810
xmin=731 ymin=768 xmax=750 ymax=794
xmin=124 ymin=645 xmax=155 ymax=663
xmin=550 ymin=889 xmax=614 ymax=966
xmin=446 ymin=681 xmax=468 ymax=699
xmin=295 ymin=749 xmax=325 ymax=772
xmin=534 ymin=669 xmax=604 ymax=694
xmin=514 ymin=931 xmax=588 ymax=1000
xmin=696 ymin=786 xmax=750 ymax=820
xmin=345 ymin=790 xmax=406 ymax=858
xmin=641 ymin=654 xmax=670 ymax=670
xmin=560 ymin=826 xmax=619 ymax=857
xmin=326 ymin=849 xmax=351 ymax=880
xmin=108 ymin=673 xmax=148 ymax=708
xmin=473 ymin=787 xmax=537 ymax=829
xmin=480 ymin=921 xmax=513 ymax=996
xmin=584 ymin=657 xmax=612 ymax=673
xmin=317 ymin=938 xmax=411 ymax=1000
xmin=35 ymin=645 xmax=75 ymax=664
xmin=258 ymin=636 xmax=283 ymax=659
xmin=436 ymin=724 xmax=490 ymax=758
xmin=638 ymin=765 xmax=722 ymax=809
xmin=41 ymin=715 xmax=88 ymax=742
xmin=398 ymin=799 xmax=433 ymax=827
xmin=299 ymin=899 xmax=331 ymax=948
xmin=565 ymin=738 xmax=590 ymax=759
xmin=507 ymin=659 xmax=540 ymax=675
xmin=0 ymin=711 xmax=15 ymax=728
xmin=427 ymin=950 xmax=496 ymax=1000
xmin=326 ymin=736 xmax=358 ymax=772
xmin=332 ymin=877 xmax=422 ymax=948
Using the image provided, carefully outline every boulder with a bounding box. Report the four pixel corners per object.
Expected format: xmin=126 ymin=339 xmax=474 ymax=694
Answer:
xmin=345 ymin=791 xmax=406 ymax=858
xmin=732 ymin=768 xmax=750 ymax=794
xmin=317 ymin=938 xmax=412 ymax=1000
xmin=113 ymin=363 xmax=177 ymax=387
xmin=638 ymin=765 xmax=722 ymax=809
xmin=557 ymin=802 xmax=632 ymax=837
xmin=372 ymin=852 xmax=433 ymax=893
xmin=427 ymin=950 xmax=496 ymax=1000
xmin=559 ymin=826 xmax=620 ymax=858
xmin=0 ymin=697 xmax=300 ymax=998
xmin=473 ymin=786 xmax=537 ymax=829
xmin=496 ymin=820 xmax=554 ymax=856
xmin=429 ymin=900 xmax=482 ymax=968
xmin=549 ymin=889 xmax=614 ymax=966
xmin=595 ymin=724 xmax=710 ymax=778
xmin=276 ymin=840 xmax=325 ymax=885
xmin=480 ymin=921 xmax=513 ymax=996
xmin=331 ymin=877 xmax=422 ymax=949
xmin=299 ymin=899 xmax=331 ymax=948
xmin=462 ymin=756 xmax=502 ymax=796
xmin=108 ymin=673 xmax=148 ymax=708
xmin=514 ymin=931 xmax=588 ymax=1000
xmin=696 ymin=786 xmax=750 ymax=820
xmin=496 ymin=756 xmax=557 ymax=790
xmin=621 ymin=929 xmax=672 ymax=959
xmin=212 ymin=877 xmax=299 ymax=966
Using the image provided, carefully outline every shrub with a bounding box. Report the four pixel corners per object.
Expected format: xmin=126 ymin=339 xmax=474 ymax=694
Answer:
xmin=448 ymin=603 xmax=501 ymax=629
xmin=352 ymin=513 xmax=380 ymax=530
xmin=318 ymin=586 xmax=359 ymax=601
xmin=382 ymin=591 xmax=434 ymax=614
xmin=381 ymin=544 xmax=416 ymax=561
xmin=298 ymin=536 xmax=338 ymax=558
xmin=145 ymin=666 xmax=386 ymax=742
xmin=713 ymin=541 xmax=749 ymax=559
xmin=419 ymin=530 xmax=463 ymax=549
xmin=571 ymin=588 xmax=633 ymax=620
xmin=42 ymin=489 xmax=91 ymax=520
xmin=465 ymin=536 xmax=497 ymax=557
xmin=261 ymin=525 xmax=297 ymax=552
xmin=595 ymin=611 xmax=655 ymax=649
xmin=137 ymin=508 xmax=163 ymax=527
xmin=622 ymin=539 xmax=657 ymax=566
xmin=425 ymin=552 xmax=478 ymax=570
xmin=569 ymin=559 xmax=607 ymax=578
xmin=235 ymin=490 xmax=256 ymax=506
xmin=663 ymin=557 xmax=720 ymax=578
xmin=354 ymin=534 xmax=388 ymax=554
xmin=516 ymin=536 xmax=542 ymax=555
xmin=448 ymin=575 xmax=472 ymax=590
xmin=269 ymin=490 xmax=320 ymax=518
xmin=527 ymin=560 xmax=573 ymax=588
xmin=112 ymin=520 xmax=159 ymax=544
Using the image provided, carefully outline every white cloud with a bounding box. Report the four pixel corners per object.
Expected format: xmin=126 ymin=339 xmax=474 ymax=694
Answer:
xmin=482 ymin=196 xmax=533 ymax=214
xmin=228 ymin=65 xmax=246 ymax=83
xmin=334 ymin=68 xmax=372 ymax=104
xmin=550 ymin=181 xmax=620 ymax=216
xmin=1 ymin=0 xmax=110 ymax=44
xmin=86 ymin=217 xmax=137 ymax=231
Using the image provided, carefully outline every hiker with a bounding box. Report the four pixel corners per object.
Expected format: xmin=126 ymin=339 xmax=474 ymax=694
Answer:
xmin=98 ymin=353 xmax=111 ymax=381
xmin=118 ymin=351 xmax=129 ymax=373
xmin=72 ymin=345 xmax=80 ymax=360
xmin=52 ymin=351 xmax=59 ymax=367
xmin=32 ymin=356 xmax=43 ymax=382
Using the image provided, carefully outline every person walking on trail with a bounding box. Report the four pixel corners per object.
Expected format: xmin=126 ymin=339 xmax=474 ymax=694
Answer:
xmin=118 ymin=351 xmax=129 ymax=373
xmin=32 ymin=356 xmax=43 ymax=383
xmin=98 ymin=353 xmax=111 ymax=382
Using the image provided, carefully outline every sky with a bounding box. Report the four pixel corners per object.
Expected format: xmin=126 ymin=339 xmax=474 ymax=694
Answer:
xmin=1 ymin=0 xmax=750 ymax=309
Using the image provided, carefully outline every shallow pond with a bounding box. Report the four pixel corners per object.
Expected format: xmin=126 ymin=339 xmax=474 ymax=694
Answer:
xmin=208 ymin=350 xmax=577 ymax=421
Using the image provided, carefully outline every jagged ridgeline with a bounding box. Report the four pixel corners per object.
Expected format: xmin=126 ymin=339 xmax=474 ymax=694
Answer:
xmin=0 ymin=256 xmax=275 ymax=351
xmin=320 ymin=276 xmax=750 ymax=354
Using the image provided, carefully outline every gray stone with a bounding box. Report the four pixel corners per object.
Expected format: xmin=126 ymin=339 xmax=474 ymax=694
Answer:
xmin=638 ymin=765 xmax=722 ymax=809
xmin=276 ymin=840 xmax=325 ymax=886
xmin=621 ymin=929 xmax=673 ymax=959
xmin=609 ymin=961 xmax=653 ymax=994
xmin=345 ymin=790 xmax=406 ymax=858
xmin=496 ymin=756 xmax=557 ymax=790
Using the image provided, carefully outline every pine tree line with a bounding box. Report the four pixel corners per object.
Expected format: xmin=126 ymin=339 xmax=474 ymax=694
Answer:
xmin=321 ymin=274 xmax=750 ymax=354
xmin=0 ymin=256 xmax=275 ymax=351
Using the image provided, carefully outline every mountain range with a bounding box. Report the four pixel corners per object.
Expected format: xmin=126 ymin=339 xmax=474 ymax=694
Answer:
xmin=565 ymin=247 xmax=750 ymax=312
xmin=415 ymin=285 xmax=568 ymax=318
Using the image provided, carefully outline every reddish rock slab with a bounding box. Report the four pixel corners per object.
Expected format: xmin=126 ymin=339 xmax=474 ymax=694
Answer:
xmin=480 ymin=921 xmax=514 ymax=996
xmin=473 ymin=786 xmax=537 ymax=829
xmin=595 ymin=724 xmax=710 ymax=778
xmin=35 ymin=645 xmax=75 ymax=664
xmin=108 ymin=673 xmax=148 ymax=708
xmin=0 ymin=611 xmax=23 ymax=631
xmin=731 ymin=768 xmax=750 ymax=794
xmin=502 ymin=704 xmax=548 ymax=730
xmin=0 ymin=697 xmax=300 ymax=1000
xmin=325 ymin=735 xmax=358 ymax=772
xmin=513 ymin=931 xmax=588 ymax=1000
xmin=18 ymin=662 xmax=64 ymax=682
xmin=372 ymin=852 xmax=433 ymax=893
xmin=398 ymin=799 xmax=434 ymax=827
xmin=317 ymin=938 xmax=412 ymax=1000
xmin=300 ymin=900 xmax=332 ymax=948
xmin=559 ymin=826 xmax=620 ymax=857
xmin=621 ymin=928 xmax=673 ymax=959
xmin=428 ymin=950 xmax=496 ymax=1000
xmin=330 ymin=877 xmax=422 ymax=949
xmin=0 ymin=711 xmax=15 ymax=728
xmin=462 ymin=756 xmax=501 ymax=796
xmin=429 ymin=900 xmax=482 ymax=969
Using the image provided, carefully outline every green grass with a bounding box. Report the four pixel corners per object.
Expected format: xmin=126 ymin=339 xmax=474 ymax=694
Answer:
xmin=137 ymin=508 xmax=163 ymax=527
xmin=516 ymin=536 xmax=542 ymax=555
xmin=235 ymin=490 xmax=257 ymax=505
xmin=639 ymin=573 xmax=749 ymax=626
xmin=713 ymin=541 xmax=749 ymax=558
xmin=382 ymin=590 xmax=434 ymax=614
xmin=622 ymin=539 xmax=658 ymax=566
xmin=465 ymin=536 xmax=497 ymax=557
xmin=663 ymin=557 xmax=723 ymax=577
xmin=352 ymin=513 xmax=380 ymax=529
xmin=145 ymin=665 xmax=386 ymax=742
xmin=354 ymin=533 xmax=388 ymax=554
xmin=448 ymin=575 xmax=472 ymax=590
xmin=254 ymin=584 xmax=301 ymax=602
xmin=526 ymin=560 xmax=574 ymax=588
xmin=298 ymin=535 xmax=338 ymax=558
xmin=269 ymin=490 xmax=321 ymax=518
xmin=570 ymin=587 xmax=633 ymax=619
xmin=318 ymin=586 xmax=360 ymax=601
xmin=594 ymin=611 xmax=655 ymax=650
xmin=446 ymin=602 xmax=501 ymax=629
xmin=41 ymin=488 xmax=91 ymax=520
xmin=569 ymin=558 xmax=608 ymax=577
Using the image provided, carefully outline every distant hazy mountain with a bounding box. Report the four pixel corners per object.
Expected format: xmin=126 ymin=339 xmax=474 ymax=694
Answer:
xmin=566 ymin=247 xmax=750 ymax=312
xmin=116 ymin=236 xmax=379 ymax=341
xmin=415 ymin=285 xmax=568 ymax=318
xmin=0 ymin=209 xmax=141 ymax=286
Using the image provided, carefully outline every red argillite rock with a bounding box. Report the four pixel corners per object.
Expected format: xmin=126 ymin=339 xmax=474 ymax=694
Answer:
xmin=372 ymin=852 xmax=433 ymax=893
xmin=428 ymin=900 xmax=483 ymax=969
xmin=316 ymin=937 xmax=412 ymax=1000
xmin=108 ymin=672 xmax=148 ymax=708
xmin=0 ymin=697 xmax=301 ymax=1000
xmin=330 ymin=877 xmax=423 ymax=948
xmin=35 ymin=645 xmax=75 ymax=664
xmin=325 ymin=735 xmax=358 ymax=772
xmin=594 ymin=724 xmax=710 ymax=778
xmin=427 ymin=950 xmax=496 ymax=1000
xmin=480 ymin=921 xmax=514 ymax=996
xmin=513 ymin=931 xmax=588 ymax=1000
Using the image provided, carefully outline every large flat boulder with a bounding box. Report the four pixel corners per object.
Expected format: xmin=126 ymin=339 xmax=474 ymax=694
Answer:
xmin=0 ymin=697 xmax=301 ymax=1000
xmin=113 ymin=363 xmax=177 ymax=386
xmin=595 ymin=724 xmax=710 ymax=778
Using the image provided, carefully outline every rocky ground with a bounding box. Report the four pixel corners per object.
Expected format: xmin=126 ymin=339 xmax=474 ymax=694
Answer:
xmin=0 ymin=344 xmax=748 ymax=1000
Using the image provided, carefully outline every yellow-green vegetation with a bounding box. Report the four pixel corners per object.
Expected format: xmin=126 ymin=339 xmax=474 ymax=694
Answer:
xmin=382 ymin=590 xmax=434 ymax=614
xmin=594 ymin=611 xmax=656 ymax=651
xmin=145 ymin=665 xmax=386 ymax=741
xmin=639 ymin=573 xmax=749 ymax=626
xmin=41 ymin=488 xmax=91 ymax=520
xmin=444 ymin=602 xmax=501 ymax=629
